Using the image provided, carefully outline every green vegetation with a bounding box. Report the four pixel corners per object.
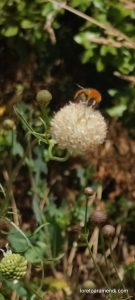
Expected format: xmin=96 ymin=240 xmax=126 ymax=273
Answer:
xmin=0 ymin=0 xmax=135 ymax=299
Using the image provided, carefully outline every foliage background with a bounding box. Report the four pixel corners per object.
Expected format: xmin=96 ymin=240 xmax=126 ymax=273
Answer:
xmin=0 ymin=0 xmax=135 ymax=299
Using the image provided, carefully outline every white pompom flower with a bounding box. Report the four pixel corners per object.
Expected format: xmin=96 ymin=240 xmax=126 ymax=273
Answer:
xmin=50 ymin=102 xmax=107 ymax=156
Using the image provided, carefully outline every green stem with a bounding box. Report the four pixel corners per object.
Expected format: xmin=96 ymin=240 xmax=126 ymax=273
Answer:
xmin=47 ymin=141 xmax=69 ymax=161
xmin=84 ymin=196 xmax=88 ymax=233
xmin=84 ymin=195 xmax=114 ymax=299
xmin=100 ymin=233 xmax=118 ymax=300
xmin=14 ymin=106 xmax=48 ymax=144
xmin=6 ymin=218 xmax=33 ymax=248
xmin=109 ymin=240 xmax=131 ymax=300
xmin=86 ymin=239 xmax=114 ymax=300
xmin=24 ymin=281 xmax=44 ymax=300
xmin=100 ymin=232 xmax=110 ymax=281
xmin=49 ymin=152 xmax=69 ymax=161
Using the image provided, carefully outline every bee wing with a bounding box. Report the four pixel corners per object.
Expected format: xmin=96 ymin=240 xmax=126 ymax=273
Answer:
xmin=75 ymin=83 xmax=85 ymax=89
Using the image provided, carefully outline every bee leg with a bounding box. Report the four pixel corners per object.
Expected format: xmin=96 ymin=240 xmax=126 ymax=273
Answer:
xmin=90 ymin=100 xmax=98 ymax=108
xmin=80 ymin=100 xmax=87 ymax=105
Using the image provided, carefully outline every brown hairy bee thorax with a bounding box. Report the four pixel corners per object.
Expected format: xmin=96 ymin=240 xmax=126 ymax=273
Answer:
xmin=74 ymin=88 xmax=102 ymax=107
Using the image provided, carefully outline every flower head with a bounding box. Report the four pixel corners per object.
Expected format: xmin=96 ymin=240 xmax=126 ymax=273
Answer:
xmin=0 ymin=253 xmax=27 ymax=280
xmin=102 ymin=225 xmax=115 ymax=237
xmin=50 ymin=102 xmax=107 ymax=156
xmin=91 ymin=210 xmax=107 ymax=225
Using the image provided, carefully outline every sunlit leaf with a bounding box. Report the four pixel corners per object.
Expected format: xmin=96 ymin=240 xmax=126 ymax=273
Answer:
xmin=2 ymin=26 xmax=18 ymax=37
xmin=106 ymin=104 xmax=127 ymax=117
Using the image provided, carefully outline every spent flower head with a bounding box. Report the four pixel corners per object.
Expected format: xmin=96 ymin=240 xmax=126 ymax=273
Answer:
xmin=50 ymin=102 xmax=107 ymax=156
xmin=91 ymin=210 xmax=107 ymax=225
xmin=102 ymin=224 xmax=115 ymax=237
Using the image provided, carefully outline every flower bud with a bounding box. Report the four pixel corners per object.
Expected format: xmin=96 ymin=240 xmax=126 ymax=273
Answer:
xmin=3 ymin=119 xmax=16 ymax=130
xmin=0 ymin=254 xmax=27 ymax=280
xmin=102 ymin=225 xmax=115 ymax=237
xmin=91 ymin=210 xmax=107 ymax=225
xmin=83 ymin=280 xmax=96 ymax=289
xmin=84 ymin=187 xmax=94 ymax=196
xmin=36 ymin=89 xmax=52 ymax=108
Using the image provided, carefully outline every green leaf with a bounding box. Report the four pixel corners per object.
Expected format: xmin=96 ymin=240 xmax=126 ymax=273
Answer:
xmin=108 ymin=89 xmax=118 ymax=96
xmin=8 ymin=227 xmax=31 ymax=252
xmin=25 ymin=246 xmax=45 ymax=263
xmin=106 ymin=104 xmax=127 ymax=117
xmin=6 ymin=132 xmax=24 ymax=157
xmin=41 ymin=3 xmax=54 ymax=17
xmin=71 ymin=0 xmax=91 ymax=11
xmin=2 ymin=26 xmax=18 ymax=37
xmin=21 ymin=20 xmax=33 ymax=29
xmin=12 ymin=141 xmax=24 ymax=157
xmin=96 ymin=58 xmax=105 ymax=72
xmin=6 ymin=281 xmax=28 ymax=297
xmin=32 ymin=195 xmax=42 ymax=223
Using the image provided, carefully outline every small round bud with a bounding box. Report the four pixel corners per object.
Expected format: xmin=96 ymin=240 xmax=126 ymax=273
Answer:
xmin=3 ymin=119 xmax=16 ymax=130
xmin=102 ymin=225 xmax=115 ymax=237
xmin=91 ymin=210 xmax=107 ymax=225
xmin=36 ymin=89 xmax=52 ymax=108
xmin=0 ymin=253 xmax=27 ymax=280
xmin=83 ymin=280 xmax=96 ymax=289
xmin=84 ymin=187 xmax=94 ymax=196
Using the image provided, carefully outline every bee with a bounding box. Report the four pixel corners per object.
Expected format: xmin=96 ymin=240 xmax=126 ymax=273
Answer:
xmin=74 ymin=86 xmax=102 ymax=108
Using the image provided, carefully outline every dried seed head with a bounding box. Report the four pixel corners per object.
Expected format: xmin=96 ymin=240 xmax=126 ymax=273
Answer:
xmin=50 ymin=102 xmax=107 ymax=156
xmin=91 ymin=210 xmax=107 ymax=225
xmin=84 ymin=187 xmax=94 ymax=196
xmin=102 ymin=224 xmax=115 ymax=237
